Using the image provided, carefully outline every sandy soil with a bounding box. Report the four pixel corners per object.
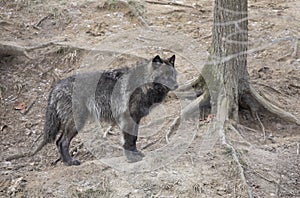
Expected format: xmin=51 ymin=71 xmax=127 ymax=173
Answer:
xmin=0 ymin=0 xmax=299 ymax=197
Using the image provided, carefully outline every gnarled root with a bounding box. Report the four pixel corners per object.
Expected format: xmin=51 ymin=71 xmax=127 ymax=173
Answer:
xmin=165 ymin=89 xmax=210 ymax=143
xmin=249 ymin=85 xmax=300 ymax=125
xmin=181 ymin=90 xmax=210 ymax=119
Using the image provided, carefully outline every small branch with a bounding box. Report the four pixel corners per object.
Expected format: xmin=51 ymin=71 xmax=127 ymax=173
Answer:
xmin=141 ymin=138 xmax=161 ymax=150
xmin=165 ymin=116 xmax=180 ymax=144
xmin=103 ymin=125 xmax=113 ymax=138
xmin=5 ymin=152 xmax=29 ymax=161
xmin=31 ymin=133 xmax=43 ymax=149
xmin=291 ymin=38 xmax=298 ymax=58
xmin=255 ymin=112 xmax=266 ymax=141
xmin=202 ymin=33 xmax=212 ymax=40
xmin=236 ymin=123 xmax=260 ymax=133
xmin=35 ymin=14 xmax=52 ymax=27
xmin=22 ymin=97 xmax=37 ymax=115
xmin=252 ymin=170 xmax=294 ymax=196
xmin=145 ymin=0 xmax=195 ymax=8
xmin=250 ymin=85 xmax=300 ymax=125
xmin=276 ymin=174 xmax=282 ymax=197
xmin=228 ymin=123 xmax=252 ymax=147
xmin=26 ymin=39 xmax=67 ymax=51
xmin=289 ymin=83 xmax=300 ymax=89
xmin=276 ymin=53 xmax=290 ymax=61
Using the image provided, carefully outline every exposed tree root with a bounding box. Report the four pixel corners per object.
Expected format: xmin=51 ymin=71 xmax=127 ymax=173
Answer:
xmin=0 ymin=39 xmax=148 ymax=67
xmin=176 ymin=77 xmax=198 ymax=92
xmin=0 ymin=39 xmax=66 ymax=59
xmin=228 ymin=123 xmax=252 ymax=147
xmin=165 ymin=89 xmax=210 ymax=142
xmin=181 ymin=90 xmax=210 ymax=118
xmin=214 ymin=96 xmax=253 ymax=198
xmin=249 ymin=85 xmax=300 ymax=125
xmin=182 ymin=80 xmax=299 ymax=198
xmin=0 ymin=41 xmax=32 ymax=59
xmin=222 ymin=125 xmax=253 ymax=198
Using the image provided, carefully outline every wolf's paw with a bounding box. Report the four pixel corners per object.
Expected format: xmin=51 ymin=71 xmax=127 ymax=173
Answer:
xmin=64 ymin=158 xmax=81 ymax=166
xmin=124 ymin=150 xmax=145 ymax=163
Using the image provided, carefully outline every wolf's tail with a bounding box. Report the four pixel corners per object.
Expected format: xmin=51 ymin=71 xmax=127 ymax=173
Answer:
xmin=6 ymin=94 xmax=61 ymax=161
xmin=43 ymin=96 xmax=61 ymax=144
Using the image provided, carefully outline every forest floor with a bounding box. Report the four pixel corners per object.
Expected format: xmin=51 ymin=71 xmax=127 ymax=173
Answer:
xmin=0 ymin=0 xmax=299 ymax=197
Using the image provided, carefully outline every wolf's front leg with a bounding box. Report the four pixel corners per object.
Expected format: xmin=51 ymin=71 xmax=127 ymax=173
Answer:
xmin=123 ymin=132 xmax=145 ymax=163
xmin=120 ymin=116 xmax=144 ymax=163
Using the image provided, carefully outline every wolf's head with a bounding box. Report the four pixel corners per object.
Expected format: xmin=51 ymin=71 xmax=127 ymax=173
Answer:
xmin=149 ymin=55 xmax=178 ymax=91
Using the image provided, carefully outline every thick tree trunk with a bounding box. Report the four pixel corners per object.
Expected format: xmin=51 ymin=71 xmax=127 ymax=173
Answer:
xmin=202 ymin=0 xmax=249 ymax=121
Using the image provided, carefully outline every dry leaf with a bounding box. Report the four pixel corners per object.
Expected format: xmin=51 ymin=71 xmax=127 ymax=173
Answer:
xmin=14 ymin=102 xmax=26 ymax=113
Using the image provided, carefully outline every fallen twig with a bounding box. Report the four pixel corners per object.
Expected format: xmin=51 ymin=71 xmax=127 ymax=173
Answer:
xmin=291 ymin=38 xmax=298 ymax=58
xmin=228 ymin=124 xmax=252 ymax=147
xmin=276 ymin=174 xmax=282 ymax=197
xmin=289 ymin=83 xmax=300 ymax=89
xmin=31 ymin=133 xmax=43 ymax=149
xmin=103 ymin=125 xmax=114 ymax=138
xmin=252 ymin=170 xmax=295 ymax=196
xmin=202 ymin=33 xmax=212 ymax=40
xmin=165 ymin=116 xmax=180 ymax=144
xmin=145 ymin=0 xmax=195 ymax=9
xmin=141 ymin=138 xmax=161 ymax=150
xmin=237 ymin=124 xmax=260 ymax=133
xmin=255 ymin=112 xmax=266 ymax=141
xmin=22 ymin=97 xmax=37 ymax=115
xmin=35 ymin=14 xmax=53 ymax=27
xmin=276 ymin=53 xmax=290 ymax=61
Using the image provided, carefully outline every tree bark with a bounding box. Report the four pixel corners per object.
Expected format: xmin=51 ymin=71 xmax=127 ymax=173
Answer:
xmin=202 ymin=0 xmax=249 ymax=121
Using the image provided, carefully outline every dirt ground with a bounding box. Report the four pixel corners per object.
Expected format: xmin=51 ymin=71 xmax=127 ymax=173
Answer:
xmin=0 ymin=0 xmax=299 ymax=197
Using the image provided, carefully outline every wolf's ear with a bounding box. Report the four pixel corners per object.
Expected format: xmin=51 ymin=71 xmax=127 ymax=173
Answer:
xmin=168 ymin=55 xmax=175 ymax=67
xmin=152 ymin=55 xmax=163 ymax=64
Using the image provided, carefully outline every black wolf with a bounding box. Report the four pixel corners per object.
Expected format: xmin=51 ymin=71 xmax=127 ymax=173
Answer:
xmin=8 ymin=55 xmax=178 ymax=165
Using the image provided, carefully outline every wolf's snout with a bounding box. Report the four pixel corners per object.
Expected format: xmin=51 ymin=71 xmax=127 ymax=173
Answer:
xmin=171 ymin=83 xmax=179 ymax=90
xmin=174 ymin=84 xmax=179 ymax=90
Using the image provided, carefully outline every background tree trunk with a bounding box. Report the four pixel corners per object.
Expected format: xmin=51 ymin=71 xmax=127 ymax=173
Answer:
xmin=202 ymin=0 xmax=249 ymax=121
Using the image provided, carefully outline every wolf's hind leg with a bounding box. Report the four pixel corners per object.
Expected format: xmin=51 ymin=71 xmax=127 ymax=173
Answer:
xmin=56 ymin=122 xmax=80 ymax=166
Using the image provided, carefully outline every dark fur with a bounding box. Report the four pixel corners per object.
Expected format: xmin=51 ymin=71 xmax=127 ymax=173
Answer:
xmin=33 ymin=55 xmax=177 ymax=165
